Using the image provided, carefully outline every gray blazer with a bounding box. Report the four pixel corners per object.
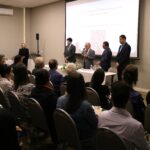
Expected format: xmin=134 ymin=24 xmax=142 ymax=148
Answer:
xmin=82 ymin=48 xmax=95 ymax=69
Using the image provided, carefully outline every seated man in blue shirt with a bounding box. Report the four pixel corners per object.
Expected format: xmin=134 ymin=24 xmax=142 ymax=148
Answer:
xmin=49 ymin=59 xmax=63 ymax=96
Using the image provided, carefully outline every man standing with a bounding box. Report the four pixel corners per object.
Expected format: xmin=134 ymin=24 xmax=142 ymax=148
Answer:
xmin=100 ymin=41 xmax=112 ymax=71
xmin=19 ymin=43 xmax=29 ymax=66
xmin=82 ymin=42 xmax=95 ymax=69
xmin=64 ymin=38 xmax=76 ymax=63
xmin=116 ymin=35 xmax=131 ymax=80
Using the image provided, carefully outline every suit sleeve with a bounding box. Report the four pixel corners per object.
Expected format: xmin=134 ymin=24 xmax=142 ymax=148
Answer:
xmin=87 ymin=50 xmax=95 ymax=60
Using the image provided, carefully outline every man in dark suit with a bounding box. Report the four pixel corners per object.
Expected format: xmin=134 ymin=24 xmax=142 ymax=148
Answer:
xmin=82 ymin=42 xmax=95 ymax=69
xmin=19 ymin=43 xmax=29 ymax=66
xmin=64 ymin=38 xmax=76 ymax=63
xmin=100 ymin=41 xmax=112 ymax=71
xmin=116 ymin=35 xmax=131 ymax=80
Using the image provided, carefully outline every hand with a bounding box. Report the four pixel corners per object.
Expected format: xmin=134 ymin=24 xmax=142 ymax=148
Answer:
xmin=116 ymin=62 xmax=119 ymax=68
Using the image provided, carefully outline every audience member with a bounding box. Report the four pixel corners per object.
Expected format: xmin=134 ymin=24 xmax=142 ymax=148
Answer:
xmin=30 ymin=69 xmax=58 ymax=145
xmin=0 ymin=107 xmax=21 ymax=150
xmin=123 ymin=64 xmax=145 ymax=124
xmin=0 ymin=64 xmax=13 ymax=92
xmin=0 ymin=54 xmax=5 ymax=64
xmin=13 ymin=63 xmax=34 ymax=101
xmin=49 ymin=59 xmax=63 ymax=96
xmin=98 ymin=81 xmax=150 ymax=150
xmin=57 ymin=72 xmax=98 ymax=141
xmin=91 ymin=68 xmax=112 ymax=109
xmin=32 ymin=57 xmax=44 ymax=75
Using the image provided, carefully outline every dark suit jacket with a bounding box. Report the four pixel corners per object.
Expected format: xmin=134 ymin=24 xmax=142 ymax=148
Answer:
xmin=101 ymin=48 xmax=112 ymax=71
xmin=19 ymin=48 xmax=29 ymax=65
xmin=116 ymin=43 xmax=131 ymax=80
xmin=64 ymin=44 xmax=76 ymax=62
xmin=116 ymin=43 xmax=131 ymax=68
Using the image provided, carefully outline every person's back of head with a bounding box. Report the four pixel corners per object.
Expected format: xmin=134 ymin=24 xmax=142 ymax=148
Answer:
xmin=0 ymin=64 xmax=11 ymax=78
xmin=66 ymin=72 xmax=86 ymax=113
xmin=13 ymin=63 xmax=28 ymax=89
xmin=122 ymin=64 xmax=138 ymax=87
xmin=91 ymin=68 xmax=105 ymax=88
xmin=35 ymin=69 xmax=50 ymax=86
xmin=34 ymin=57 xmax=44 ymax=69
xmin=66 ymin=63 xmax=76 ymax=74
xmin=111 ymin=81 xmax=130 ymax=108
xmin=49 ymin=59 xmax=58 ymax=70
xmin=0 ymin=54 xmax=5 ymax=64
xmin=14 ymin=55 xmax=22 ymax=65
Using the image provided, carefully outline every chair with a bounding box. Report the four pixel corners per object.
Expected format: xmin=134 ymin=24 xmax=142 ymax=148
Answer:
xmin=7 ymin=91 xmax=27 ymax=122
xmin=0 ymin=87 xmax=10 ymax=109
xmin=53 ymin=108 xmax=82 ymax=150
xmin=95 ymin=128 xmax=127 ymax=150
xmin=25 ymin=98 xmax=49 ymax=133
xmin=146 ymin=91 xmax=150 ymax=105
xmin=144 ymin=104 xmax=150 ymax=132
xmin=126 ymin=100 xmax=134 ymax=117
xmin=86 ymin=87 xmax=100 ymax=106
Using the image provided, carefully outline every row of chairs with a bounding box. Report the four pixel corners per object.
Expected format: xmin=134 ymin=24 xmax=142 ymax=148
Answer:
xmin=0 ymin=87 xmax=127 ymax=149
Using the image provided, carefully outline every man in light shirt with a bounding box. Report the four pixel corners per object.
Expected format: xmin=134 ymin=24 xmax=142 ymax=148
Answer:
xmin=98 ymin=81 xmax=150 ymax=150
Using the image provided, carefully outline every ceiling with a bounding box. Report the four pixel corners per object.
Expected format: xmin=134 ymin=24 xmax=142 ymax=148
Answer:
xmin=0 ymin=0 xmax=60 ymax=8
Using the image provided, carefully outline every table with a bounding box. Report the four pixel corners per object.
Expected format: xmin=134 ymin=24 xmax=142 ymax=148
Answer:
xmin=45 ymin=65 xmax=116 ymax=84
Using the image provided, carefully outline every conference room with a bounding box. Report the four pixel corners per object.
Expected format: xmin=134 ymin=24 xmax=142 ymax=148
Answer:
xmin=0 ymin=0 xmax=150 ymax=149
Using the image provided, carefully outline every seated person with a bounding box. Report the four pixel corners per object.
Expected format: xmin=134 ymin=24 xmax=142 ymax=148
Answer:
xmin=49 ymin=59 xmax=63 ymax=96
xmin=13 ymin=63 xmax=34 ymax=101
xmin=0 ymin=54 xmax=5 ymax=65
xmin=146 ymin=91 xmax=150 ymax=105
xmin=0 ymin=107 xmax=21 ymax=150
xmin=122 ymin=64 xmax=145 ymax=124
xmin=91 ymin=68 xmax=112 ymax=109
xmin=98 ymin=81 xmax=150 ymax=150
xmin=0 ymin=64 xmax=13 ymax=93
xmin=30 ymin=69 xmax=57 ymax=145
xmin=57 ymin=72 xmax=98 ymax=141
xmin=11 ymin=55 xmax=23 ymax=69
xmin=32 ymin=57 xmax=44 ymax=75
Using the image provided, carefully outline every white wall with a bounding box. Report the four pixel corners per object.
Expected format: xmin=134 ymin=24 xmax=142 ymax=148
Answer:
xmin=0 ymin=7 xmax=23 ymax=58
xmin=30 ymin=1 xmax=65 ymax=64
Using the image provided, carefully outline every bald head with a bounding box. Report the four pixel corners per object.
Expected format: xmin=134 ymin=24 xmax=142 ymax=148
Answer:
xmin=34 ymin=57 xmax=44 ymax=69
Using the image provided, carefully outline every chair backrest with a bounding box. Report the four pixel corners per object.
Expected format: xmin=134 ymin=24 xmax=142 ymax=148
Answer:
xmin=53 ymin=108 xmax=81 ymax=150
xmin=126 ymin=100 xmax=134 ymax=117
xmin=25 ymin=98 xmax=49 ymax=133
xmin=86 ymin=87 xmax=100 ymax=106
xmin=7 ymin=91 xmax=27 ymax=121
xmin=146 ymin=91 xmax=150 ymax=105
xmin=0 ymin=87 xmax=10 ymax=109
xmin=95 ymin=128 xmax=127 ymax=150
xmin=144 ymin=104 xmax=150 ymax=132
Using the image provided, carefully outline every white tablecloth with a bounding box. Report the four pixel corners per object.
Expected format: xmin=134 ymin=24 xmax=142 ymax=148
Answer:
xmin=45 ymin=65 xmax=116 ymax=84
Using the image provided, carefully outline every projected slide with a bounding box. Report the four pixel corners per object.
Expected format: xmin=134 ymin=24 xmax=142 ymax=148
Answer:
xmin=66 ymin=0 xmax=140 ymax=57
